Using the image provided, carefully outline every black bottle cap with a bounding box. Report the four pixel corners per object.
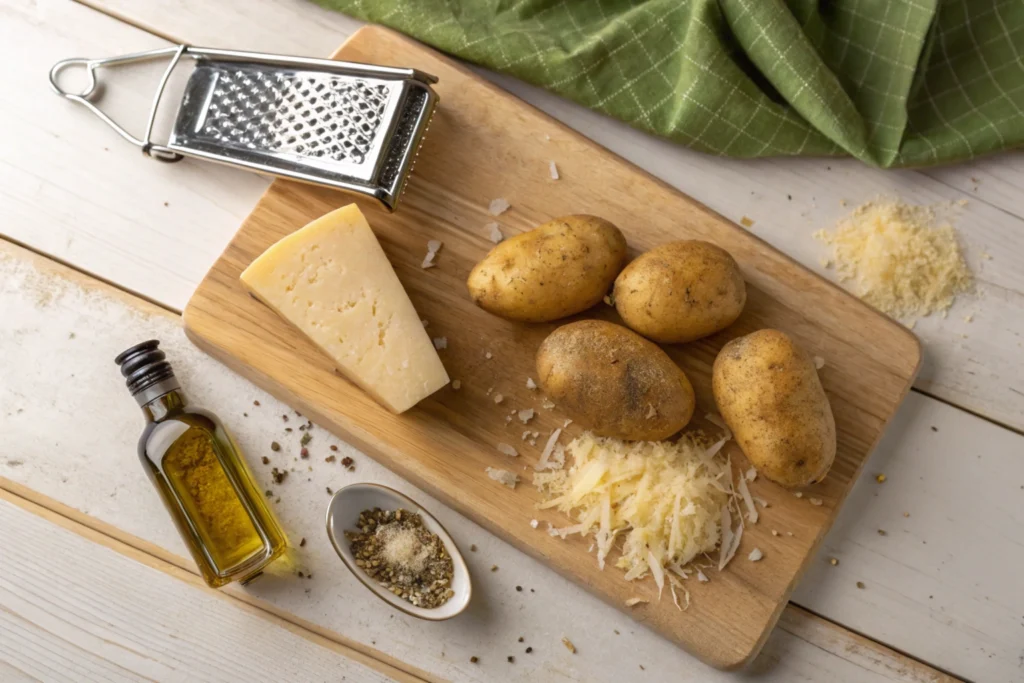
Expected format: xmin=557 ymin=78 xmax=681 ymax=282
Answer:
xmin=115 ymin=340 xmax=176 ymax=397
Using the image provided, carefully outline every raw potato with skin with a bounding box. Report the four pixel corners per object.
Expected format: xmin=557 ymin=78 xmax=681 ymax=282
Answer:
xmin=467 ymin=215 xmax=627 ymax=323
xmin=537 ymin=320 xmax=695 ymax=441
xmin=712 ymin=329 xmax=836 ymax=488
xmin=614 ymin=240 xmax=746 ymax=343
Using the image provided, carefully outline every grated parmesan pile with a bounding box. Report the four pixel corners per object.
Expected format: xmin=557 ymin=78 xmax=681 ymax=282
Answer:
xmin=533 ymin=431 xmax=734 ymax=596
xmin=815 ymin=200 xmax=973 ymax=322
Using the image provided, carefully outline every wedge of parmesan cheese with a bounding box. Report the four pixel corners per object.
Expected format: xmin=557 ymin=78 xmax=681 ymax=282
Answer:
xmin=240 ymin=204 xmax=449 ymax=413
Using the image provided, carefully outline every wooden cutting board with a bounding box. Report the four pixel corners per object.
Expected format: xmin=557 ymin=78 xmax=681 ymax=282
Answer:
xmin=184 ymin=26 xmax=920 ymax=669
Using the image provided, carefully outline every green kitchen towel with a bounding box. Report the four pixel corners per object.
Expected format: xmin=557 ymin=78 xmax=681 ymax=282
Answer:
xmin=315 ymin=0 xmax=1024 ymax=167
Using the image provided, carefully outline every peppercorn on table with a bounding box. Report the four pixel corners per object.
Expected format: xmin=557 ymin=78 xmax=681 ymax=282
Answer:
xmin=2 ymin=1 xmax=1024 ymax=681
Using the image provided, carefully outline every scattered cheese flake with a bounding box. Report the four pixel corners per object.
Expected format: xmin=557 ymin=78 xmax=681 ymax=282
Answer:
xmin=603 ymin=295 xmax=614 ymax=306
xmin=718 ymin=504 xmax=743 ymax=571
xmin=736 ymin=471 xmax=758 ymax=524
xmin=534 ymin=429 xmax=563 ymax=470
xmin=485 ymin=351 xmax=493 ymax=360
xmin=522 ymin=431 xmax=532 ymax=441
xmin=771 ymin=529 xmax=779 ymax=537
xmin=486 ymin=467 xmax=519 ymax=488
xmin=705 ymin=413 xmax=733 ymax=440
xmin=493 ymin=393 xmax=504 ymax=404
xmin=421 ymin=240 xmax=443 ymax=268
xmin=485 ymin=222 xmax=504 ymax=243
xmin=809 ymin=497 xmax=823 ymax=506
xmin=486 ymin=387 xmax=493 ymax=395
xmin=432 ymin=337 xmax=447 ymax=350
xmin=787 ymin=531 xmax=794 ymax=536
xmin=815 ymin=199 xmax=973 ymax=322
xmin=451 ymin=379 xmax=461 ymax=390
xmin=624 ymin=597 xmax=648 ymax=607
xmin=964 ymin=314 xmax=974 ymax=323
xmin=526 ymin=377 xmax=538 ymax=390
xmin=488 ymin=198 xmax=510 ymax=216
xmin=813 ymin=355 xmax=826 ymax=370
xmin=876 ymin=473 xmax=887 ymax=483
xmin=530 ymin=519 xmax=539 ymax=529
xmin=829 ymin=557 xmax=839 ymax=566
xmin=421 ymin=319 xmax=429 ymax=327
xmin=549 ymin=160 xmax=560 ymax=180
xmin=740 ymin=216 xmax=755 ymax=228
xmin=497 ymin=443 xmax=519 ymax=457
xmin=697 ymin=569 xmax=709 ymax=583
xmin=563 ymin=419 xmax=573 ymax=428
xmin=518 ymin=408 xmax=535 ymax=423
xmin=794 ymin=491 xmax=803 ymax=498
xmin=745 ymin=468 xmax=757 ymax=482
xmin=561 ymin=637 xmax=576 ymax=654
xmin=645 ymin=404 xmax=657 ymax=419
xmin=542 ymin=399 xmax=556 ymax=410
xmin=748 ymin=548 xmax=763 ymax=562
xmin=753 ymin=496 xmax=769 ymax=509
xmin=669 ymin=577 xmax=689 ymax=611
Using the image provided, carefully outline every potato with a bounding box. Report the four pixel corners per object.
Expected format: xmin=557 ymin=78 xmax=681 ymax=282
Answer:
xmin=712 ymin=329 xmax=835 ymax=488
xmin=536 ymin=320 xmax=695 ymax=441
xmin=467 ymin=215 xmax=627 ymax=323
xmin=613 ymin=240 xmax=746 ymax=343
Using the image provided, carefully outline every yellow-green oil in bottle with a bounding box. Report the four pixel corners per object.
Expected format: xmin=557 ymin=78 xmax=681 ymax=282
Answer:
xmin=117 ymin=340 xmax=286 ymax=588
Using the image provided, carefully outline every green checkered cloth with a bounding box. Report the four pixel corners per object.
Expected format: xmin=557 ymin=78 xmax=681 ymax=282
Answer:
xmin=315 ymin=0 xmax=1024 ymax=167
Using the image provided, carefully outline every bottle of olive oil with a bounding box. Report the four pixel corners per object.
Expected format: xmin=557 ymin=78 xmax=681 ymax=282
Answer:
xmin=116 ymin=340 xmax=286 ymax=588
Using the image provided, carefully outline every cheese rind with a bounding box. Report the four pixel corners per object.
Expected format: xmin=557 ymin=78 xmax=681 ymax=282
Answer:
xmin=240 ymin=204 xmax=449 ymax=413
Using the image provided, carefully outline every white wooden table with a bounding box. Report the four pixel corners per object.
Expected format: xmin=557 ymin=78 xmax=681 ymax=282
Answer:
xmin=2 ymin=1 xmax=1022 ymax=681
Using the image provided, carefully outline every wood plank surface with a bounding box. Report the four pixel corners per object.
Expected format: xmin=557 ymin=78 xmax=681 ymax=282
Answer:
xmin=57 ymin=0 xmax=1024 ymax=433
xmin=0 ymin=492 xmax=419 ymax=683
xmin=182 ymin=26 xmax=921 ymax=669
xmin=5 ymin=0 xmax=1020 ymax=677
xmin=0 ymin=237 xmax=969 ymax=682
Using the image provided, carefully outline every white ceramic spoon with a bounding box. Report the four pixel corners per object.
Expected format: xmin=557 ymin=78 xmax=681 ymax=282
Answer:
xmin=325 ymin=482 xmax=472 ymax=620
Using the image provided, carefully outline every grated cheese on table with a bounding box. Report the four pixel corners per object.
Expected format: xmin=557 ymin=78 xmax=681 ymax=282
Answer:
xmin=534 ymin=432 xmax=734 ymax=594
xmin=815 ymin=199 xmax=973 ymax=322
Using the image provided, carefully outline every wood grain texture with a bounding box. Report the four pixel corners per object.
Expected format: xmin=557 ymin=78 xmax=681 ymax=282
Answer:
xmin=75 ymin=0 xmax=1024 ymax=433
xmin=3 ymin=237 xmax=996 ymax=681
xmin=183 ymin=27 xmax=921 ymax=668
xmin=0 ymin=491 xmax=419 ymax=683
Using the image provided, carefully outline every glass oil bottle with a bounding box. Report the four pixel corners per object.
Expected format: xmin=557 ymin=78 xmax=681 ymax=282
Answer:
xmin=116 ymin=340 xmax=287 ymax=588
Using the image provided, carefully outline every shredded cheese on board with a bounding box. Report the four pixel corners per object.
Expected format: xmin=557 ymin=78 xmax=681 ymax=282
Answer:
xmin=816 ymin=200 xmax=973 ymax=321
xmin=533 ymin=432 xmax=734 ymax=594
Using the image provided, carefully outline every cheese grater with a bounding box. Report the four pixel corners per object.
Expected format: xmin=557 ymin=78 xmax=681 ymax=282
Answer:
xmin=49 ymin=45 xmax=439 ymax=211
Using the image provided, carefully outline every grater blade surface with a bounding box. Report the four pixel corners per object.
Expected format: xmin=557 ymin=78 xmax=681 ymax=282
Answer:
xmin=168 ymin=60 xmax=436 ymax=210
